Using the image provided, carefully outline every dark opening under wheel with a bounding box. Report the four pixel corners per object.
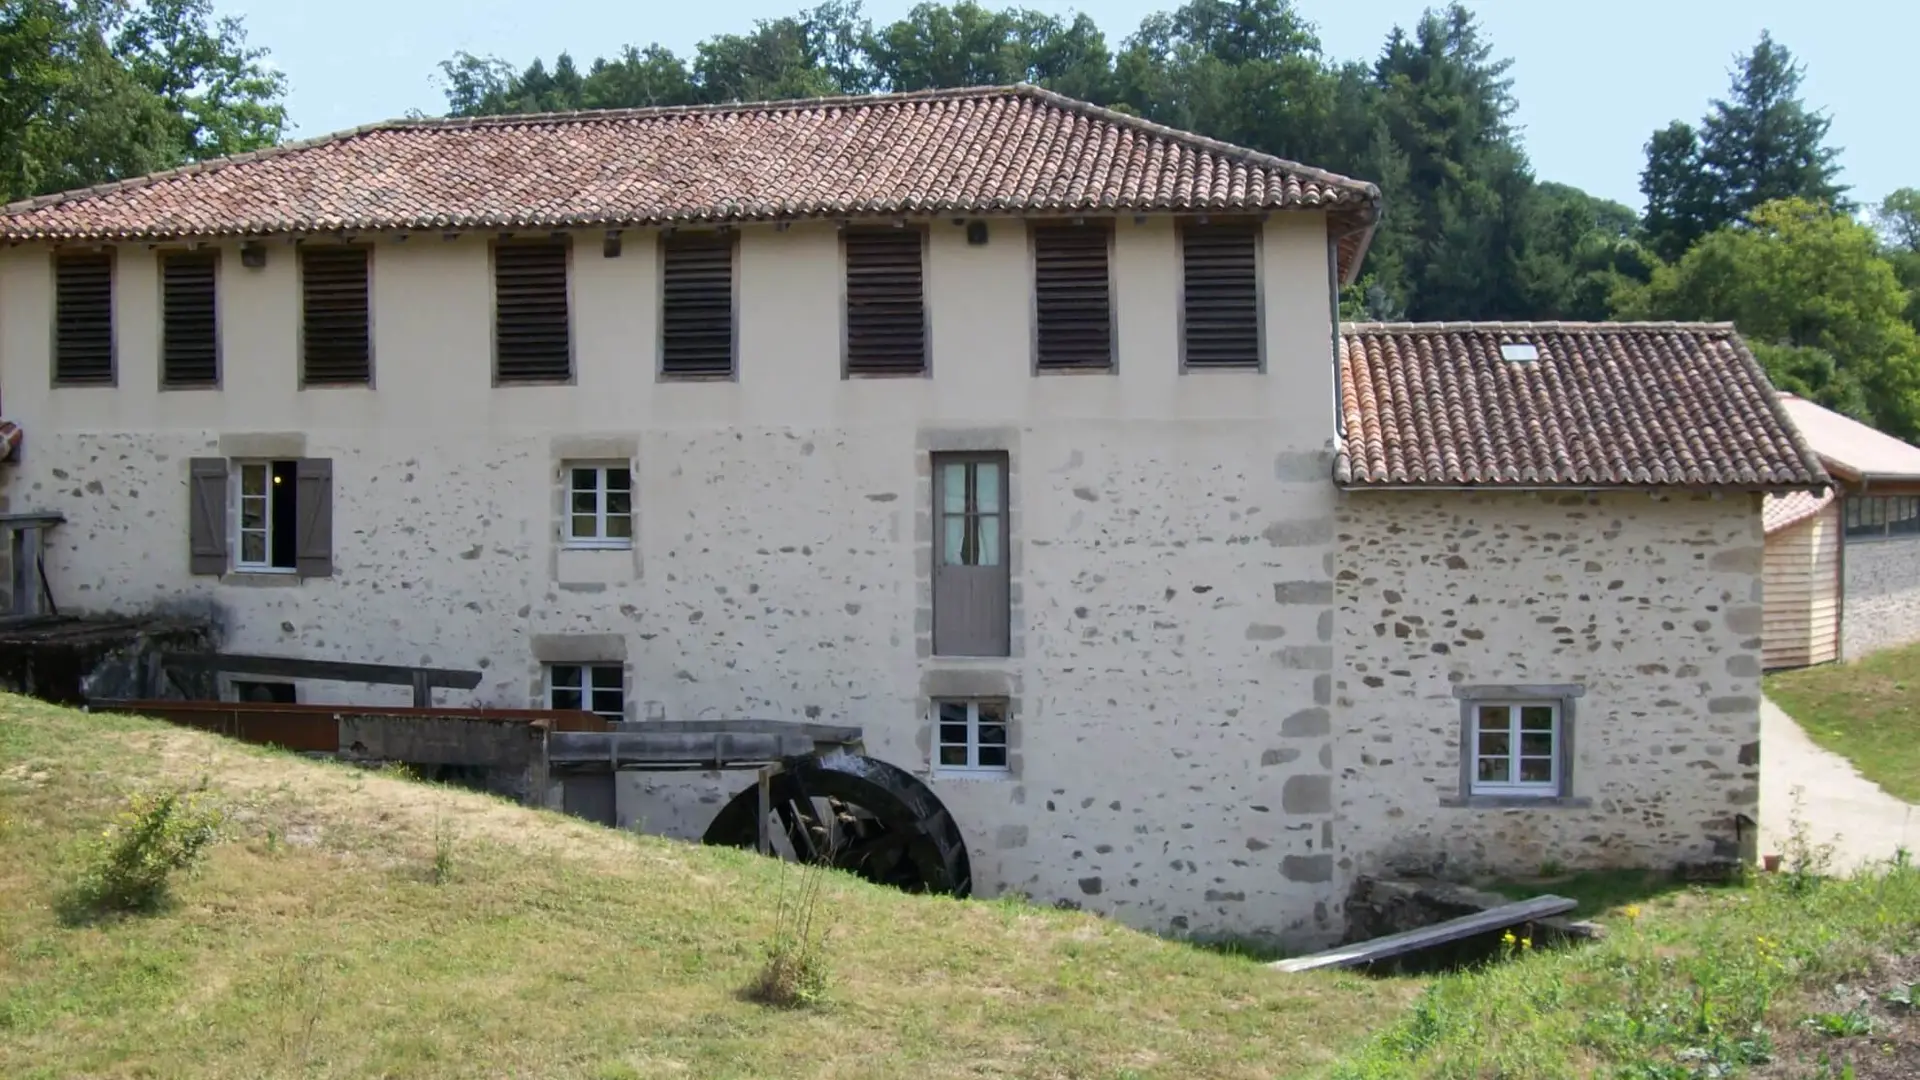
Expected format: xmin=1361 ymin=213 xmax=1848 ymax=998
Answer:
xmin=701 ymin=752 xmax=972 ymax=896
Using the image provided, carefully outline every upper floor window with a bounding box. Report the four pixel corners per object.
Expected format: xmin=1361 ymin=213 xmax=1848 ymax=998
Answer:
xmin=53 ymin=249 xmax=115 ymax=386
xmin=1844 ymin=495 xmax=1920 ymax=540
xmin=565 ymin=463 xmax=632 ymax=549
xmin=161 ymin=249 xmax=219 ymax=388
xmin=187 ymin=456 xmax=333 ymax=578
xmin=932 ymin=452 xmax=1010 ymax=657
xmin=1032 ymin=222 xmax=1113 ymax=372
xmin=660 ymin=231 xmax=736 ymax=379
xmin=300 ymin=245 xmax=372 ymax=386
xmin=1179 ymin=221 xmax=1261 ymax=371
xmin=844 ymin=227 xmax=926 ymax=376
xmin=494 ymin=239 xmax=572 ymax=385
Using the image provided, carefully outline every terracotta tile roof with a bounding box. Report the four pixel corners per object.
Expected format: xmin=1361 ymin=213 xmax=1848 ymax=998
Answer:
xmin=0 ymin=84 xmax=1380 ymax=278
xmin=1763 ymin=489 xmax=1835 ymax=534
xmin=1336 ymin=322 xmax=1827 ymax=489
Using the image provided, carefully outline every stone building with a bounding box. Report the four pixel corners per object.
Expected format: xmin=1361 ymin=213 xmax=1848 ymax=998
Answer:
xmin=0 ymin=86 xmax=1824 ymax=945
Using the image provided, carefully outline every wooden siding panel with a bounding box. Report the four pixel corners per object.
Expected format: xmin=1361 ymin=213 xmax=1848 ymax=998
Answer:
xmin=1764 ymin=503 xmax=1840 ymax=669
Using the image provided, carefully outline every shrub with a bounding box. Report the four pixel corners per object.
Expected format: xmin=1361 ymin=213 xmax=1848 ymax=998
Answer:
xmin=745 ymin=852 xmax=835 ymax=1009
xmin=68 ymin=784 xmax=224 ymax=916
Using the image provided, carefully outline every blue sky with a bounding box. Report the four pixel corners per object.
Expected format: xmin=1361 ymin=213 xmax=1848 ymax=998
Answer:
xmin=228 ymin=0 xmax=1914 ymax=213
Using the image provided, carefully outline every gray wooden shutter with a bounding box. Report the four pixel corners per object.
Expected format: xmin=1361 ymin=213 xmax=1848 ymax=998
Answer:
xmin=845 ymin=229 xmax=926 ymax=375
xmin=1181 ymin=222 xmax=1260 ymax=369
xmin=162 ymin=250 xmax=219 ymax=387
xmin=494 ymin=241 xmax=572 ymax=383
xmin=188 ymin=457 xmax=228 ymax=575
xmin=54 ymin=250 xmax=115 ymax=385
xmin=1033 ymin=224 xmax=1112 ymax=370
xmin=301 ymin=246 xmax=371 ymax=385
xmin=295 ymin=458 xmax=333 ymax=578
xmin=660 ymin=232 xmax=736 ymax=378
xmin=931 ymin=453 xmax=1011 ymax=657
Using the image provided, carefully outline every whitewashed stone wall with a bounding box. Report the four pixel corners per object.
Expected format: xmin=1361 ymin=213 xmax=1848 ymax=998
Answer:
xmin=1334 ymin=491 xmax=1765 ymax=880
xmin=1841 ymin=534 xmax=1920 ymax=660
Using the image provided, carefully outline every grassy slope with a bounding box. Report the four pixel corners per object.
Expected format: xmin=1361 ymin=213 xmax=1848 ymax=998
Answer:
xmin=1766 ymin=641 xmax=1920 ymax=802
xmin=0 ymin=694 xmax=1410 ymax=1080
xmin=5 ymin=694 xmax=1919 ymax=1079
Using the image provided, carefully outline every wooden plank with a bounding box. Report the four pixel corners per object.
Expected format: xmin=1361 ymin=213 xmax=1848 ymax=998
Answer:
xmin=547 ymin=729 xmax=835 ymax=769
xmin=158 ymin=652 xmax=481 ymax=690
xmin=1269 ymin=895 xmax=1575 ymax=973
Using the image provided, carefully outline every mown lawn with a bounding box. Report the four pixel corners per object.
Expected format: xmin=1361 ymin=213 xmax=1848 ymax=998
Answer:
xmin=1767 ymin=641 xmax=1920 ymax=802
xmin=4 ymin=692 xmax=1918 ymax=1079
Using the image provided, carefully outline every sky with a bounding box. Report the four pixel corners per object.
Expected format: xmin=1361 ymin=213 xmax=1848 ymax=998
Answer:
xmin=228 ymin=0 xmax=1916 ymax=213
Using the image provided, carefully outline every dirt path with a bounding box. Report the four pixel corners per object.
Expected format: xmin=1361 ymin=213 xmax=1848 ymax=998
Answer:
xmin=1761 ymin=697 xmax=1920 ymax=871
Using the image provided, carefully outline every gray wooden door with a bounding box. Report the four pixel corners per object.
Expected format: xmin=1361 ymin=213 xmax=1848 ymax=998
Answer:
xmin=933 ymin=453 xmax=1010 ymax=656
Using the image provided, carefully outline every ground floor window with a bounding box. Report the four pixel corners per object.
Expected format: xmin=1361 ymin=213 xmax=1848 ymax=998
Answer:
xmin=1470 ymin=702 xmax=1561 ymax=796
xmin=934 ymin=699 xmax=1009 ymax=776
xmin=547 ymin=663 xmax=624 ymax=722
xmin=235 ymin=459 xmax=298 ymax=571
xmin=231 ymin=680 xmax=296 ymax=704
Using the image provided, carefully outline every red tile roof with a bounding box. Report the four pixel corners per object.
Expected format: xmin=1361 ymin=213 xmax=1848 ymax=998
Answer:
xmin=1762 ymin=489 xmax=1835 ymax=534
xmin=0 ymin=85 xmax=1380 ymax=277
xmin=1336 ymin=322 xmax=1826 ymax=489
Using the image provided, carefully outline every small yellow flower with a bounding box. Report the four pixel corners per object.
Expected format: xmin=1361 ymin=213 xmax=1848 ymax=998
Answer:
xmin=1520 ymin=937 xmax=1533 ymax=950
xmin=1502 ymin=931 xmax=1517 ymax=945
xmin=1623 ymin=904 xmax=1642 ymax=921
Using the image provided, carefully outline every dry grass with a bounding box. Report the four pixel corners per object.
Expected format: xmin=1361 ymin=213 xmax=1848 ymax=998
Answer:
xmin=0 ymin=694 xmax=1413 ymax=1080
xmin=1766 ymin=642 xmax=1920 ymax=802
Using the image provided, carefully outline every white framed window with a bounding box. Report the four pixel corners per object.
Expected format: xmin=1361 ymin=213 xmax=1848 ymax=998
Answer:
xmin=547 ymin=663 xmax=624 ymax=721
xmin=235 ymin=459 xmax=297 ymax=571
xmin=1470 ymin=702 xmax=1561 ymax=796
xmin=934 ymin=699 xmax=1010 ymax=776
xmin=564 ymin=463 xmax=632 ymax=549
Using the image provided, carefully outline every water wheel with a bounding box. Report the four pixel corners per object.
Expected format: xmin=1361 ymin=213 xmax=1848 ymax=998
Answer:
xmin=702 ymin=752 xmax=972 ymax=896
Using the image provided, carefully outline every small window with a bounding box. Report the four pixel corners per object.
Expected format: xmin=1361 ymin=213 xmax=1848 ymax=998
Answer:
xmin=660 ymin=232 xmax=735 ymax=378
xmin=161 ymin=249 xmax=219 ymax=388
xmin=301 ymin=245 xmax=371 ymax=385
xmin=548 ymin=663 xmax=623 ymax=722
xmin=1032 ymin=223 xmax=1112 ymax=371
xmin=494 ymin=240 xmax=571 ymax=384
xmin=1470 ymin=702 xmax=1561 ymax=797
xmin=844 ymin=228 xmax=926 ymax=376
xmin=232 ymin=680 xmax=296 ymax=704
xmin=54 ymin=249 xmax=115 ymax=385
xmin=564 ymin=464 xmax=633 ymax=549
xmin=1179 ymin=222 xmax=1259 ymax=370
xmin=1499 ymin=343 xmax=1540 ymax=362
xmin=933 ymin=699 xmax=1009 ymax=776
xmin=234 ymin=460 xmax=299 ymax=572
xmin=1844 ymin=495 xmax=1920 ymax=540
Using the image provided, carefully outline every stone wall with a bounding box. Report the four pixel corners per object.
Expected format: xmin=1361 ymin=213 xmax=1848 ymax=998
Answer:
xmin=1335 ymin=491 xmax=1764 ymax=880
xmin=1841 ymin=533 xmax=1920 ymax=660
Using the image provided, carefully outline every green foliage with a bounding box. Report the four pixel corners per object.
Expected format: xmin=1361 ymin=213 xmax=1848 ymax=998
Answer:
xmin=0 ymin=0 xmax=283 ymax=202
xmin=65 ymin=784 xmax=223 ymax=916
xmin=1620 ymin=198 xmax=1920 ymax=437
xmin=745 ymin=855 xmax=835 ymax=1009
xmin=1802 ymin=1007 xmax=1873 ymax=1037
xmin=1640 ymin=32 xmax=1845 ymax=262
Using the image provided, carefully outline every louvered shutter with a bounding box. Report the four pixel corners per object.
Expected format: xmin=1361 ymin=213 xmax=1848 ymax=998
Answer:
xmin=845 ymin=229 xmax=926 ymax=375
xmin=54 ymin=251 xmax=115 ymax=385
xmin=494 ymin=241 xmax=571 ymax=383
xmin=162 ymin=251 xmax=219 ymax=387
xmin=1033 ymin=224 xmax=1112 ymax=370
xmin=188 ymin=457 xmax=228 ymax=574
xmin=295 ymin=458 xmax=333 ymax=578
xmin=301 ymin=246 xmax=371 ymax=385
xmin=1181 ymin=223 xmax=1260 ymax=370
xmin=660 ymin=232 xmax=735 ymax=378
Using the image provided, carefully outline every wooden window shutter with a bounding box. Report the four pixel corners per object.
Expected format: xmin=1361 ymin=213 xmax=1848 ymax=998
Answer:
xmin=1181 ymin=223 xmax=1260 ymax=369
xmin=494 ymin=241 xmax=571 ymax=384
xmin=1032 ymin=224 xmax=1112 ymax=370
xmin=54 ymin=250 xmax=115 ymax=385
xmin=660 ymin=232 xmax=735 ymax=378
xmin=295 ymin=458 xmax=333 ymax=578
xmin=301 ymin=246 xmax=371 ymax=385
xmin=188 ymin=457 xmax=229 ymax=574
xmin=844 ymin=229 xmax=926 ymax=375
xmin=162 ymin=250 xmax=219 ymax=387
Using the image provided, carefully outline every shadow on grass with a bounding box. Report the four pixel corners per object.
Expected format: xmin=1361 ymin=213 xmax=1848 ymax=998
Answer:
xmin=1480 ymin=868 xmax=1738 ymax=918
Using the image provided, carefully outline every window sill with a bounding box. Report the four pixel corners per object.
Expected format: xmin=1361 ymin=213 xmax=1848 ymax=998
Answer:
xmin=1034 ymin=365 xmax=1116 ymax=376
xmin=561 ymin=542 xmax=634 ymax=552
xmin=843 ymin=370 xmax=930 ymax=380
xmin=1440 ymin=795 xmax=1593 ymax=810
xmin=222 ymin=571 xmax=302 ymax=588
xmin=932 ymin=769 xmax=1014 ymax=782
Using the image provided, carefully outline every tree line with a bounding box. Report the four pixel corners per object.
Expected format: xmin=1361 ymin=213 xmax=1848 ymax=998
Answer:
xmin=5 ymin=1 xmax=1917 ymax=436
